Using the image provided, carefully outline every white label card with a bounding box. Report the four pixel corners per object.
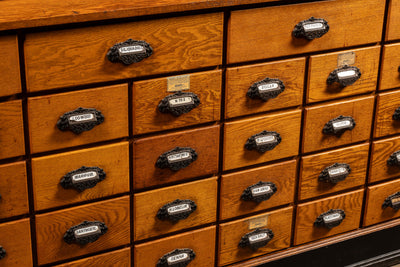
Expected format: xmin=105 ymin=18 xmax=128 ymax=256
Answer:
xmin=258 ymin=83 xmax=279 ymax=91
xmin=167 ymin=253 xmax=189 ymax=265
xmin=72 ymin=171 xmax=98 ymax=183
xmin=255 ymin=135 xmax=275 ymax=145
xmin=248 ymin=232 xmax=269 ymax=244
xmin=69 ymin=113 xmax=95 ymax=123
xmin=168 ymin=97 xmax=193 ymax=107
xmin=74 ymin=225 xmax=100 ymax=238
xmin=303 ymin=22 xmax=324 ymax=31
xmin=167 ymin=152 xmax=191 ymax=163
xmin=167 ymin=204 xmax=191 ymax=215
xmin=251 ymin=186 xmax=272 ymax=197
xmin=118 ymin=45 xmax=145 ymax=55
xmin=323 ymin=213 xmax=341 ymax=223
xmin=328 ymin=167 xmax=347 ymax=177
xmin=337 ymin=70 xmax=357 ymax=79
xmin=332 ymin=120 xmax=351 ymax=130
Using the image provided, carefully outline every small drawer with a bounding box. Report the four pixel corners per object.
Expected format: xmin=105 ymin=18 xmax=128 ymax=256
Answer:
xmin=225 ymin=58 xmax=305 ymax=119
xmin=28 ymin=84 xmax=128 ymax=154
xmin=303 ymin=96 xmax=374 ymax=154
xmin=133 ymin=70 xmax=221 ymax=135
xmin=294 ymin=189 xmax=363 ymax=245
xmin=218 ymin=207 xmax=293 ymax=266
xmin=386 ymin=0 xmax=400 ymax=41
xmin=134 ymin=177 xmax=217 ymax=241
xmin=32 ymin=142 xmax=129 ymax=211
xmin=227 ymin=0 xmax=384 ymax=63
xmin=223 ymin=109 xmax=301 ymax=171
xmin=375 ymin=89 xmax=400 ymax=138
xmin=134 ymin=226 xmax=216 ymax=267
xmin=25 ymin=13 xmax=223 ymax=92
xmin=299 ymin=143 xmax=369 ymax=200
xmin=0 ymin=35 xmax=21 ymax=97
xmin=380 ymin=44 xmax=400 ymax=91
xmin=133 ymin=125 xmax=219 ymax=189
xmin=36 ymin=196 xmax=130 ymax=265
xmin=307 ymin=46 xmax=380 ymax=103
xmin=220 ymin=160 xmax=296 ymax=220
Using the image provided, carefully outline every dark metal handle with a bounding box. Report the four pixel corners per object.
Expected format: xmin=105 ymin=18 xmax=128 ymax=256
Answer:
xmin=314 ymin=209 xmax=346 ymax=229
xmin=57 ymin=107 xmax=104 ymax=134
xmin=241 ymin=181 xmax=277 ymax=203
xmin=238 ymin=228 xmax=274 ymax=251
xmin=392 ymin=107 xmax=400 ymax=121
xmin=60 ymin=166 xmax=106 ymax=192
xmin=387 ymin=150 xmax=400 ymax=167
xmin=156 ymin=248 xmax=196 ymax=267
xmin=158 ymin=91 xmax=200 ymax=117
xmin=293 ymin=17 xmax=329 ymax=40
xmin=156 ymin=199 xmax=197 ymax=222
xmin=382 ymin=192 xmax=400 ymax=210
xmin=0 ymin=246 xmax=6 ymax=260
xmin=247 ymin=78 xmax=285 ymax=102
xmin=63 ymin=221 xmax=108 ymax=245
xmin=155 ymin=147 xmax=197 ymax=171
xmin=245 ymin=130 xmax=281 ymax=153
xmin=327 ymin=65 xmax=362 ymax=87
xmin=322 ymin=115 xmax=356 ymax=136
xmin=107 ymin=39 xmax=153 ymax=65
xmin=319 ymin=163 xmax=351 ymax=184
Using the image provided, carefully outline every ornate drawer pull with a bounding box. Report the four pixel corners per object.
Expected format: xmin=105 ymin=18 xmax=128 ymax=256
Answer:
xmin=382 ymin=192 xmax=400 ymax=210
xmin=63 ymin=221 xmax=108 ymax=245
xmin=392 ymin=107 xmax=400 ymax=121
xmin=327 ymin=65 xmax=361 ymax=87
xmin=155 ymin=147 xmax=197 ymax=171
xmin=60 ymin=166 xmax=106 ymax=192
xmin=245 ymin=131 xmax=281 ymax=153
xmin=314 ymin=209 xmax=346 ymax=229
xmin=247 ymin=78 xmax=285 ymax=102
xmin=387 ymin=151 xmax=400 ymax=167
xmin=292 ymin=17 xmax=329 ymax=40
xmin=157 ymin=199 xmax=197 ymax=222
xmin=0 ymin=246 xmax=6 ymax=260
xmin=241 ymin=181 xmax=277 ymax=203
xmin=322 ymin=115 xmax=356 ymax=136
xmin=107 ymin=39 xmax=153 ymax=65
xmin=158 ymin=91 xmax=200 ymax=117
xmin=57 ymin=107 xmax=104 ymax=134
xmin=319 ymin=163 xmax=351 ymax=184
xmin=156 ymin=248 xmax=196 ymax=267
xmin=239 ymin=228 xmax=274 ymax=250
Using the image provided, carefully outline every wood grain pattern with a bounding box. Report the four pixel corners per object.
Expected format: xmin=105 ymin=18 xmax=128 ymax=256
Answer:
xmin=220 ymin=160 xmax=296 ymax=220
xmin=35 ymin=196 xmax=130 ymax=265
xmin=302 ymin=96 xmax=374 ymax=154
xmin=28 ymin=84 xmax=128 ymax=154
xmin=25 ymin=13 xmax=223 ymax=92
xmin=133 ymin=125 xmax=219 ymax=189
xmin=375 ymin=89 xmax=400 ymax=138
xmin=133 ymin=70 xmax=221 ymax=135
xmin=218 ymin=207 xmax=293 ymax=266
xmin=299 ymin=143 xmax=369 ymax=200
xmin=386 ymin=0 xmax=400 ymax=41
xmin=379 ymin=44 xmax=400 ymax=91
xmin=227 ymin=0 xmax=385 ymax=63
xmin=225 ymin=58 xmax=305 ymax=119
xmin=134 ymin=177 xmax=217 ymax=241
xmin=0 ymin=35 xmax=21 ymax=97
xmin=223 ymin=109 xmax=301 ymax=171
xmin=307 ymin=46 xmax=380 ymax=103
xmin=294 ymin=189 xmax=363 ymax=245
xmin=32 ymin=142 xmax=129 ymax=211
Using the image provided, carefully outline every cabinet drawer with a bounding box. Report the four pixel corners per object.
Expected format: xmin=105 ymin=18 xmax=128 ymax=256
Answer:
xmin=133 ymin=70 xmax=221 ymax=135
xmin=28 ymin=84 xmax=128 ymax=153
xmin=227 ymin=0 xmax=384 ymax=63
xmin=386 ymin=0 xmax=400 ymax=41
xmin=370 ymin=135 xmax=400 ymax=183
xmin=223 ymin=109 xmax=301 ymax=171
xmin=380 ymin=44 xmax=400 ymax=91
xmin=307 ymin=46 xmax=380 ymax=103
xmin=36 ymin=196 xmax=130 ymax=265
xmin=225 ymin=58 xmax=305 ymax=119
xmin=220 ymin=160 xmax=296 ymax=220
xmin=375 ymin=89 xmax=400 ymax=138
xmin=133 ymin=125 xmax=219 ymax=189
xmin=25 ymin=13 xmax=223 ymax=92
xmin=294 ymin=189 xmax=363 ymax=245
xmin=218 ymin=207 xmax=293 ymax=266
xmin=303 ymin=96 xmax=374 ymax=153
xmin=134 ymin=226 xmax=216 ymax=267
xmin=32 ymin=142 xmax=129 ymax=211
xmin=299 ymin=143 xmax=369 ymax=200
xmin=0 ymin=35 xmax=21 ymax=97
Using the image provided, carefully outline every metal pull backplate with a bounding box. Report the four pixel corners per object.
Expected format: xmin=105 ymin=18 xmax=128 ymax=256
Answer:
xmin=322 ymin=115 xmax=356 ymax=136
xmin=156 ymin=199 xmax=197 ymax=222
xmin=241 ymin=181 xmax=277 ymax=203
xmin=238 ymin=228 xmax=274 ymax=250
xmin=63 ymin=221 xmax=108 ymax=245
xmin=0 ymin=246 xmax=6 ymax=260
xmin=57 ymin=107 xmax=104 ymax=134
xmin=107 ymin=39 xmax=153 ymax=65
xmin=60 ymin=166 xmax=106 ymax=192
xmin=158 ymin=91 xmax=200 ymax=117
xmin=156 ymin=248 xmax=196 ymax=267
xmin=319 ymin=163 xmax=351 ymax=184
xmin=314 ymin=209 xmax=346 ymax=229
xmin=387 ymin=150 xmax=400 ymax=167
xmin=382 ymin=192 xmax=400 ymax=210
xmin=327 ymin=65 xmax=361 ymax=87
xmin=247 ymin=78 xmax=285 ymax=102
xmin=155 ymin=147 xmax=198 ymax=171
xmin=293 ymin=17 xmax=329 ymax=40
xmin=245 ymin=130 xmax=281 ymax=153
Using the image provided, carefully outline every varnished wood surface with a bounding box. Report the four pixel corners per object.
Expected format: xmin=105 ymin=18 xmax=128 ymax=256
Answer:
xmin=379 ymin=44 xmax=400 ymax=91
xmin=370 ymin=135 xmax=400 ymax=183
xmin=386 ymin=0 xmax=400 ymax=41
xmin=375 ymin=89 xmax=400 ymax=138
xmin=0 ymin=35 xmax=21 ymax=97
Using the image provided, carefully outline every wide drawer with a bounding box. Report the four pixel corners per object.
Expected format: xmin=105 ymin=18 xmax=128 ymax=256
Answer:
xmin=386 ymin=0 xmax=400 ymax=41
xmin=370 ymin=135 xmax=400 ymax=183
xmin=375 ymin=89 xmax=400 ymax=138
xmin=0 ymin=35 xmax=21 ymax=97
xmin=380 ymin=44 xmax=400 ymax=91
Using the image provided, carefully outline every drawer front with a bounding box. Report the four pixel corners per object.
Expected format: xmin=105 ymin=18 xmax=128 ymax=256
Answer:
xmin=134 ymin=226 xmax=216 ymax=267
xmin=220 ymin=160 xmax=296 ymax=220
xmin=133 ymin=70 xmax=221 ymax=135
xmin=32 ymin=142 xmax=129 ymax=211
xmin=227 ymin=0 xmax=384 ymax=63
xmin=223 ymin=109 xmax=301 ymax=171
xmin=25 ymin=13 xmax=223 ymax=92
xmin=386 ymin=0 xmax=400 ymax=41
xmin=307 ymin=46 xmax=380 ymax=103
xmin=294 ymin=189 xmax=363 ymax=245
xmin=375 ymin=89 xmax=400 ymax=138
xmin=380 ymin=44 xmax=400 ymax=91
xmin=36 ymin=196 xmax=130 ymax=265
xmin=218 ymin=207 xmax=293 ymax=266
xmin=303 ymin=96 xmax=374 ymax=153
xmin=299 ymin=143 xmax=369 ymax=200
xmin=225 ymin=58 xmax=305 ymax=119
xmin=0 ymin=35 xmax=21 ymax=97
xmin=370 ymin=135 xmax=400 ymax=183
xmin=28 ymin=84 xmax=128 ymax=153
xmin=133 ymin=125 xmax=219 ymax=189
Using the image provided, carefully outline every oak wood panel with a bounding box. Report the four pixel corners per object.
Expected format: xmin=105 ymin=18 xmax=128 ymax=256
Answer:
xmin=294 ymin=189 xmax=363 ymax=245
xmin=134 ymin=177 xmax=217 ymax=241
xmin=0 ymin=35 xmax=21 ymax=97
xmin=227 ymin=0 xmax=385 ymax=63
xmin=133 ymin=125 xmax=219 ymax=189
xmin=25 ymin=13 xmax=223 ymax=92
xmin=307 ymin=46 xmax=380 ymax=103
xmin=133 ymin=70 xmax=221 ymax=134
xmin=218 ymin=207 xmax=293 ymax=266
xmin=225 ymin=58 xmax=305 ymax=119
xmin=379 ymin=44 xmax=400 ymax=91
xmin=375 ymin=89 xmax=400 ymax=138
xmin=386 ymin=0 xmax=400 ymax=41
xmin=32 ymin=142 xmax=129 ymax=211
xmin=220 ymin=160 xmax=296 ymax=220
xmin=36 ymin=196 xmax=130 ymax=265
xmin=28 ymin=84 xmax=128 ymax=153
xmin=223 ymin=109 xmax=301 ymax=171
xmin=299 ymin=143 xmax=369 ymax=200
xmin=302 ymin=96 xmax=374 ymax=154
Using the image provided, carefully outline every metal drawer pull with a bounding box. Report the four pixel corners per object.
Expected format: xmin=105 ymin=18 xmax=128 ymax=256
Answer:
xmin=239 ymin=228 xmax=274 ymax=250
xmin=314 ymin=209 xmax=346 ymax=229
xmin=247 ymin=77 xmax=285 ymax=102
xmin=292 ymin=17 xmax=329 ymax=40
xmin=157 ymin=199 xmax=197 ymax=222
xmin=319 ymin=163 xmax=351 ymax=184
xmin=107 ymin=39 xmax=153 ymax=65
xmin=157 ymin=248 xmax=196 ymax=267
xmin=155 ymin=147 xmax=197 ymax=171
xmin=322 ymin=115 xmax=356 ymax=135
xmin=158 ymin=91 xmax=200 ymax=117
xmin=382 ymin=192 xmax=400 ymax=210
xmin=60 ymin=166 xmax=106 ymax=192
xmin=245 ymin=130 xmax=281 ymax=153
xmin=57 ymin=107 xmax=104 ymax=134
xmin=327 ymin=65 xmax=361 ymax=87
xmin=387 ymin=151 xmax=400 ymax=167
xmin=0 ymin=247 xmax=6 ymax=260
xmin=241 ymin=181 xmax=277 ymax=203
xmin=392 ymin=107 xmax=400 ymax=121
xmin=63 ymin=221 xmax=108 ymax=245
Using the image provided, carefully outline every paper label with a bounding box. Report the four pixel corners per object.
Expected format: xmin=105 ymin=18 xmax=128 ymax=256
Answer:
xmin=118 ymin=45 xmax=145 ymax=55
xmin=328 ymin=167 xmax=347 ymax=177
xmin=167 ymin=75 xmax=190 ymax=92
xmin=304 ymin=22 xmax=324 ymax=31
xmin=248 ymin=232 xmax=269 ymax=244
xmin=168 ymin=97 xmax=193 ymax=107
xmin=251 ymin=186 xmax=272 ymax=197
xmin=248 ymin=216 xmax=268 ymax=230
xmin=167 ymin=204 xmax=191 ymax=215
xmin=69 ymin=113 xmax=96 ymax=124
xmin=333 ymin=120 xmax=351 ymax=130
xmin=74 ymin=225 xmax=100 ymax=238
xmin=337 ymin=70 xmax=357 ymax=79
xmin=338 ymin=52 xmax=356 ymax=66
xmin=167 ymin=152 xmax=191 ymax=163
xmin=258 ymin=83 xmax=279 ymax=91
xmin=255 ymin=135 xmax=276 ymax=145
xmin=167 ymin=253 xmax=189 ymax=265
xmin=323 ymin=213 xmax=341 ymax=223
xmin=72 ymin=171 xmax=98 ymax=183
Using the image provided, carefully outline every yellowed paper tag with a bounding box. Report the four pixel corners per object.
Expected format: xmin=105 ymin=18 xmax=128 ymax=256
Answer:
xmin=248 ymin=215 xmax=268 ymax=230
xmin=167 ymin=75 xmax=190 ymax=92
xmin=337 ymin=52 xmax=356 ymax=67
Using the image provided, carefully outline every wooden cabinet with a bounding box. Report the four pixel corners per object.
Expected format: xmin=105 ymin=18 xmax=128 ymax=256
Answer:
xmin=0 ymin=35 xmax=21 ymax=97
